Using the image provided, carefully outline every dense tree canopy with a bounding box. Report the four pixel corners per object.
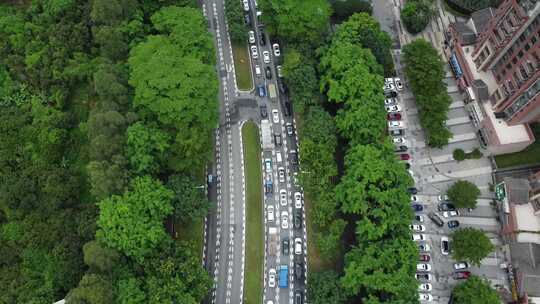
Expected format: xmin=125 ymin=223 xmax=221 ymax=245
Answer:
xmin=307 ymin=270 xmax=346 ymax=304
xmin=282 ymin=49 xmax=321 ymax=114
xmin=96 ymin=176 xmax=174 ymax=261
xmin=452 ymin=275 xmax=500 ymax=304
xmin=447 ymin=180 xmax=481 ymax=209
xmin=258 ymin=0 xmax=331 ymax=46
xmin=452 ymin=228 xmax=494 ymax=266
xmin=225 ymin=0 xmax=249 ymax=43
xmin=401 ymin=0 xmax=433 ymax=34
xmin=403 ymin=39 xmax=452 ymax=147
xmin=167 ymin=174 xmax=212 ymax=223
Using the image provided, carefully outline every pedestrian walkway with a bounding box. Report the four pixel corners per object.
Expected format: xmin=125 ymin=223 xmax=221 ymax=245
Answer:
xmin=446 ymin=116 xmax=470 ymax=126
xmin=426 ymin=166 xmax=493 ymax=183
xmin=407 ymin=100 xmax=465 ymax=116
xmin=415 ymin=132 xmax=477 ymax=148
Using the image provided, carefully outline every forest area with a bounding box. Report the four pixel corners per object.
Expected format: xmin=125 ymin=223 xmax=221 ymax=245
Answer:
xmin=0 ymin=0 xmax=217 ymax=303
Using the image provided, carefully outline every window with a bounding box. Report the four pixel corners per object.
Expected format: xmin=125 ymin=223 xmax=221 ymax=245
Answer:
xmin=518 ymin=50 xmax=524 ymax=58
xmin=525 ymin=43 xmax=531 ymax=51
xmin=512 ymin=57 xmax=518 ymax=64
xmin=532 ymin=35 xmax=538 ymax=45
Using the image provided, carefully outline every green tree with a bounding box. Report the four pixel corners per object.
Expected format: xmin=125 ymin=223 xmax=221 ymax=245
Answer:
xmin=401 ymin=0 xmax=433 ymax=34
xmin=83 ymin=241 xmax=120 ymax=273
xmin=447 ymin=180 xmax=481 ymax=209
xmin=341 ymin=237 xmax=418 ymax=302
xmin=452 ymin=275 xmax=500 ymax=304
xmin=307 ymin=271 xmax=346 ymax=304
xmin=128 ymin=35 xmax=218 ymax=173
xmin=87 ymin=157 xmax=128 ymax=200
xmin=452 ymin=228 xmax=494 ymax=266
xmin=331 ymin=0 xmax=372 ymax=22
xmin=259 ymin=0 xmax=331 ymax=46
xmin=66 ymin=274 xmax=114 ymax=304
xmin=126 ymin=121 xmax=171 ymax=175
xmin=403 ymin=39 xmax=452 ymax=147
xmin=315 ymin=218 xmax=346 ymax=260
xmin=96 ymin=176 xmax=174 ymax=261
xmin=333 ymin=13 xmax=394 ymax=75
xmin=335 ymin=143 xmax=413 ymax=240
xmin=282 ymin=49 xmax=321 ymax=114
xmin=116 ymin=277 xmax=147 ymax=304
xmin=225 ymin=0 xmax=249 ymax=43
xmin=167 ymin=174 xmax=212 ymax=223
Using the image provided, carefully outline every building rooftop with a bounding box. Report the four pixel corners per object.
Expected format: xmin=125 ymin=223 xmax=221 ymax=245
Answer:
xmin=482 ymin=101 xmax=532 ymax=144
xmin=470 ymin=7 xmax=495 ymax=34
xmin=505 ymin=177 xmax=532 ymax=205
xmin=510 ymin=242 xmax=540 ymax=296
xmin=513 ymin=203 xmax=540 ymax=244
xmin=454 ymin=22 xmax=477 ymax=45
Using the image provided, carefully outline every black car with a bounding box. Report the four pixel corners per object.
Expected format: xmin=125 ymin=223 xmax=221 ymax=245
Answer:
xmin=294 ymin=209 xmax=302 ymax=229
xmin=412 ymin=204 xmax=423 ymax=212
xmin=438 ymin=202 xmax=456 ymax=211
xmin=274 ymin=134 xmax=282 ymax=146
xmin=295 ymin=290 xmax=303 ymax=304
xmin=408 ymin=187 xmax=418 ymax=194
xmin=286 ymin=123 xmax=294 ymax=136
xmin=265 ymin=66 xmax=272 ymax=79
xmin=405 ymin=162 xmax=411 ymax=169
xmin=428 ymin=211 xmax=444 ymax=227
xmin=244 ymin=14 xmax=251 ymax=26
xmin=260 ymin=105 xmax=268 ymax=118
xmin=385 ymin=91 xmax=398 ymax=98
xmin=390 ymin=129 xmax=405 ymax=136
xmin=295 ymin=263 xmax=303 ymax=281
xmin=282 ymin=239 xmax=290 ymax=255
xmin=418 ymin=243 xmax=429 ymax=252
xmin=258 ymin=28 xmax=266 ymax=45
xmin=448 ymin=220 xmax=460 ymax=228
xmin=416 ymin=273 xmax=430 ymax=280
xmin=290 ymin=150 xmax=298 ymax=164
xmin=395 ymin=145 xmax=408 ymax=152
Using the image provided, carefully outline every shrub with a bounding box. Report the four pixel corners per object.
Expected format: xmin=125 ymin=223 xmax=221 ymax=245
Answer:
xmin=469 ymin=148 xmax=483 ymax=159
xmin=453 ymin=149 xmax=466 ymax=161
xmin=401 ymin=0 xmax=433 ymax=34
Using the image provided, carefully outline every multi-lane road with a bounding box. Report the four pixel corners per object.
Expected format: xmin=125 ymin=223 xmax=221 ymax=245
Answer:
xmin=201 ymin=0 xmax=308 ymax=303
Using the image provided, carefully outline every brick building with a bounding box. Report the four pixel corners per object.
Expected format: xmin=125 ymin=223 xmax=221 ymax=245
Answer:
xmin=445 ymin=0 xmax=538 ymax=155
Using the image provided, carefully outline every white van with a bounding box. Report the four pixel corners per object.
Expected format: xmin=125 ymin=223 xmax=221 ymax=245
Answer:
xmin=276 ymin=151 xmax=282 ymax=163
xmin=255 ymin=65 xmax=261 ymax=77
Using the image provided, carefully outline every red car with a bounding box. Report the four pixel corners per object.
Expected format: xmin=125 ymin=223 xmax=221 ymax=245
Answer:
xmin=387 ymin=113 xmax=402 ymax=121
xmin=399 ymin=153 xmax=410 ymax=160
xmin=419 ymin=254 xmax=430 ymax=262
xmin=453 ymin=271 xmax=471 ymax=280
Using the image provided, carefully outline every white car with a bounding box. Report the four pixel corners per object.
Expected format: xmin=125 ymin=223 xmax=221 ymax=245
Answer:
xmin=388 ymin=121 xmax=404 ymax=129
xmin=438 ymin=194 xmax=449 ymax=202
xmin=410 ymin=224 xmax=426 ymax=232
xmin=419 ymin=293 xmax=433 ymax=301
xmin=263 ymin=51 xmax=270 ymax=63
xmin=268 ymin=268 xmax=276 ymax=287
xmin=394 ymin=77 xmax=403 ymax=91
xmin=383 ymin=83 xmax=396 ymax=92
xmin=264 ymin=158 xmax=272 ymax=173
xmin=276 ymin=65 xmax=283 ymax=78
xmin=392 ymin=137 xmax=406 ymax=144
xmin=443 ymin=210 xmax=459 ymax=218
xmin=385 ymin=98 xmax=397 ymax=106
xmin=441 ymin=236 xmax=450 ymax=255
xmin=272 ymin=43 xmax=280 ymax=57
xmin=384 ymin=77 xmax=395 ymax=85
xmin=267 ymin=205 xmax=274 ymax=222
xmin=272 ymin=109 xmax=279 ymax=123
xmin=281 ymin=211 xmax=289 ymax=229
xmin=294 ymin=192 xmax=302 ymax=209
xmin=411 ymin=195 xmax=419 ymax=202
xmin=243 ymin=0 xmax=249 ymax=11
xmin=454 ymin=262 xmax=469 ymax=270
xmin=278 ymin=167 xmax=285 ymax=183
xmin=385 ymin=105 xmax=402 ymax=112
xmin=250 ymin=45 xmax=258 ymax=59
xmin=412 ymin=234 xmax=426 ymax=241
xmin=294 ymin=237 xmax=302 ymax=255
xmin=248 ymin=30 xmax=255 ymax=44
xmin=415 ymin=215 xmax=424 ymax=222
xmin=255 ymin=65 xmax=261 ymax=77
xmin=419 ymin=283 xmax=432 ymax=291
xmin=417 ymin=263 xmax=432 ymax=272
xmin=279 ymin=189 xmax=287 ymax=206
xmin=415 ymin=273 xmax=432 ymax=281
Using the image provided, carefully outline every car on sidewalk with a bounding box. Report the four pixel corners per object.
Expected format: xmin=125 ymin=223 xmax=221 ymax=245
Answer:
xmin=419 ymin=283 xmax=432 ymax=291
xmin=387 ymin=113 xmax=402 ymax=120
xmin=441 ymin=236 xmax=450 ymax=255
xmin=385 ymin=90 xmax=398 ymax=98
xmin=418 ymin=243 xmax=430 ymax=252
xmin=250 ymin=45 xmax=258 ymax=59
xmin=419 ymin=293 xmax=433 ymax=301
xmin=412 ymin=204 xmax=423 ymax=212
xmin=454 ymin=262 xmax=469 ymax=270
xmin=408 ymin=187 xmax=418 ymax=194
xmin=385 ymin=105 xmax=402 ymax=113
xmin=419 ymin=254 xmax=430 ymax=262
xmin=417 ymin=263 xmax=432 ymax=272
xmin=395 ymin=145 xmax=408 ymax=152
xmin=243 ymin=0 xmax=249 ymax=11
xmin=438 ymin=194 xmax=449 ymax=202
xmin=400 ymin=153 xmax=411 ymax=160
xmin=268 ymin=268 xmax=276 ymax=287
xmin=412 ymin=234 xmax=426 ymax=241
xmin=248 ymin=30 xmax=255 ymax=43
xmin=385 ymin=98 xmax=398 ymax=106
xmin=393 ymin=137 xmax=407 ymax=144
xmin=410 ymin=224 xmax=426 ymax=231
xmin=390 ymin=129 xmax=405 ymax=136
xmin=411 ymin=195 xmax=419 ymax=202
xmin=415 ymin=215 xmax=424 ymax=222
xmin=453 ymin=271 xmax=471 ymax=280
xmin=272 ymin=43 xmax=281 ymax=57
xmin=438 ymin=202 xmax=456 ymax=211
xmin=416 ymin=272 xmax=432 ymax=280
xmin=394 ymin=77 xmax=403 ymax=91
xmin=447 ymin=220 xmax=460 ymax=228
xmin=388 ymin=121 xmax=404 ymax=129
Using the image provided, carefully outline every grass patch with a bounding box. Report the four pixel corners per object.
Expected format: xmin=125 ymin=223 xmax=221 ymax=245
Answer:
xmin=495 ymin=141 xmax=540 ymax=168
xmin=232 ymin=43 xmax=253 ymax=91
xmin=242 ymin=121 xmax=263 ymax=304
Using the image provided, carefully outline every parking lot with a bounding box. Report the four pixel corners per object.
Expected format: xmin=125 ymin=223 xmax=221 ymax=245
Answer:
xmin=390 ymin=50 xmax=510 ymax=302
